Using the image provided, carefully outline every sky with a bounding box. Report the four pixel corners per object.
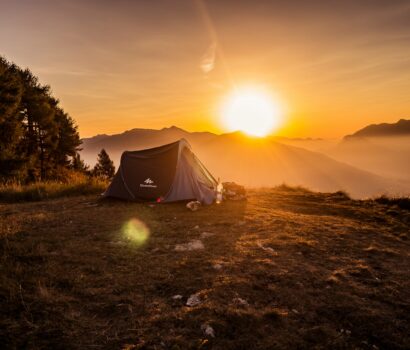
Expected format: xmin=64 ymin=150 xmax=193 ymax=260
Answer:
xmin=1 ymin=0 xmax=409 ymax=138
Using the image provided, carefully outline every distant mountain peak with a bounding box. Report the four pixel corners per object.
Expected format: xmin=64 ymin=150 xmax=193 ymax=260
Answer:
xmin=345 ymin=119 xmax=410 ymax=139
xmin=161 ymin=125 xmax=187 ymax=132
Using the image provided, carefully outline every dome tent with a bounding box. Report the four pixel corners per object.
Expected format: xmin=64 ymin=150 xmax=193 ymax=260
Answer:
xmin=104 ymin=139 xmax=218 ymax=204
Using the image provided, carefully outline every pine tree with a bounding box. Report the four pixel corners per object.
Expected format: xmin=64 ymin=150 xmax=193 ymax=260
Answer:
xmin=0 ymin=57 xmax=25 ymax=180
xmin=51 ymin=106 xmax=82 ymax=174
xmin=93 ymin=149 xmax=115 ymax=179
xmin=0 ymin=56 xmax=82 ymax=182
xmin=71 ymin=153 xmax=89 ymax=174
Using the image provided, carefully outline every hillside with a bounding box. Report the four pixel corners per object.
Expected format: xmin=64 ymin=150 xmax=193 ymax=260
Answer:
xmin=344 ymin=119 xmax=410 ymax=138
xmin=1 ymin=187 xmax=409 ymax=349
xmin=81 ymin=127 xmax=408 ymax=198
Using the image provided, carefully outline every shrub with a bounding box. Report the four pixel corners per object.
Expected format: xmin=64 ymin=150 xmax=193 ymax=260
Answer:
xmin=374 ymin=195 xmax=410 ymax=211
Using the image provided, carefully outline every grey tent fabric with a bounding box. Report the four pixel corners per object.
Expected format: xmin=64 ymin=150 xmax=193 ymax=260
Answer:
xmin=104 ymin=139 xmax=218 ymax=204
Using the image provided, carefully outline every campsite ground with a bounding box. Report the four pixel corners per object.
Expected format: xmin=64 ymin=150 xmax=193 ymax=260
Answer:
xmin=1 ymin=187 xmax=409 ymax=349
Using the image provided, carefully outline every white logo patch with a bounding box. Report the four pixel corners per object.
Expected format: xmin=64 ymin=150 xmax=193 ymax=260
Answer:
xmin=140 ymin=178 xmax=157 ymax=188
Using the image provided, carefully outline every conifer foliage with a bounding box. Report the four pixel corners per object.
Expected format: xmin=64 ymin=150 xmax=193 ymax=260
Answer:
xmin=93 ymin=149 xmax=115 ymax=179
xmin=0 ymin=56 xmax=82 ymax=182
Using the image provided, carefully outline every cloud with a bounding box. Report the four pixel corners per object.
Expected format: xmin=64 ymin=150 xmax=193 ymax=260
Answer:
xmin=200 ymin=42 xmax=217 ymax=74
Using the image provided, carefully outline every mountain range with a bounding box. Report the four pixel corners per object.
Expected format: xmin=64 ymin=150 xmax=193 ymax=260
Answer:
xmin=80 ymin=120 xmax=410 ymax=198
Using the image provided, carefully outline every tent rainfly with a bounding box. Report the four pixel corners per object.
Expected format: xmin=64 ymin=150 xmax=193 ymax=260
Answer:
xmin=104 ymin=139 xmax=218 ymax=204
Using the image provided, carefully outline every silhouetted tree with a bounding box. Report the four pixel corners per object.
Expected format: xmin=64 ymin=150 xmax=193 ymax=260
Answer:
xmin=71 ymin=153 xmax=89 ymax=174
xmin=93 ymin=149 xmax=115 ymax=179
xmin=50 ymin=106 xmax=82 ymax=175
xmin=0 ymin=56 xmax=82 ymax=182
xmin=0 ymin=57 xmax=25 ymax=180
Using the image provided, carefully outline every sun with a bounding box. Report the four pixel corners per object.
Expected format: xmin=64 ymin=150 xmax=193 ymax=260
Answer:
xmin=220 ymin=87 xmax=283 ymax=137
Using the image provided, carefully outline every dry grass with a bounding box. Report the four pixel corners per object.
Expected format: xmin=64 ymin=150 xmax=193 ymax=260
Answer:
xmin=0 ymin=173 xmax=107 ymax=203
xmin=0 ymin=187 xmax=409 ymax=349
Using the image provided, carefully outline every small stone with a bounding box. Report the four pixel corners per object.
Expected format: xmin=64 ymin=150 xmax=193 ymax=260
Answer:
xmin=200 ymin=231 xmax=215 ymax=238
xmin=186 ymin=294 xmax=201 ymax=307
xmin=172 ymin=295 xmax=183 ymax=300
xmin=186 ymin=201 xmax=201 ymax=211
xmin=233 ymin=297 xmax=249 ymax=306
xmin=201 ymin=323 xmax=215 ymax=338
xmin=175 ymin=240 xmax=205 ymax=251
xmin=213 ymin=264 xmax=223 ymax=270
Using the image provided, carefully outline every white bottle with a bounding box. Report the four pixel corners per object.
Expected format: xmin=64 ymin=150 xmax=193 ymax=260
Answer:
xmin=216 ymin=179 xmax=223 ymax=204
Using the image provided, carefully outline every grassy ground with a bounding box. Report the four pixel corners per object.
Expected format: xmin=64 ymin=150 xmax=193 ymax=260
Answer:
xmin=0 ymin=187 xmax=409 ymax=349
xmin=0 ymin=177 xmax=107 ymax=203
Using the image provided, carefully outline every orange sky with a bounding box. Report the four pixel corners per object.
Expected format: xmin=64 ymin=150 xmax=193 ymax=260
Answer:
xmin=1 ymin=0 xmax=409 ymax=138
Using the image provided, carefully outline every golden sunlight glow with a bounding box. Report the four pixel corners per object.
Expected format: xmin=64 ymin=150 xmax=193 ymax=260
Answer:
xmin=221 ymin=87 xmax=283 ymax=137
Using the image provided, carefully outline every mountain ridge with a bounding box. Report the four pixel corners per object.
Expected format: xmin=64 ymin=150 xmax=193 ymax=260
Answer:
xmin=80 ymin=125 xmax=409 ymax=198
xmin=344 ymin=119 xmax=410 ymax=139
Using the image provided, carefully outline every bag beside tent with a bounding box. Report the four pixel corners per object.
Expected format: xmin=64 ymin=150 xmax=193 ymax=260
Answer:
xmin=104 ymin=139 xmax=218 ymax=204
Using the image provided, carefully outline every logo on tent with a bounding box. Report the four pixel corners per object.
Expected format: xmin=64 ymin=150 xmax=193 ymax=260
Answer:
xmin=140 ymin=178 xmax=157 ymax=188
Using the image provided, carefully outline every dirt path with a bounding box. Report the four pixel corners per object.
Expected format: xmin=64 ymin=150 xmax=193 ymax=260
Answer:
xmin=1 ymin=188 xmax=409 ymax=349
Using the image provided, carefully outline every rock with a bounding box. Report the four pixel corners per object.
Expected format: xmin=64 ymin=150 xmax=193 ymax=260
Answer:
xmin=186 ymin=201 xmax=201 ymax=211
xmin=193 ymin=225 xmax=200 ymax=229
xmin=201 ymin=323 xmax=215 ymax=338
xmin=233 ymin=297 xmax=249 ymax=307
xmin=186 ymin=294 xmax=201 ymax=307
xmin=175 ymin=240 xmax=205 ymax=251
xmin=213 ymin=264 xmax=223 ymax=270
xmin=200 ymin=231 xmax=215 ymax=239
xmin=172 ymin=295 xmax=183 ymax=300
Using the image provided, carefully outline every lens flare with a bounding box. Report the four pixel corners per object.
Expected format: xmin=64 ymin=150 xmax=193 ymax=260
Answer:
xmin=122 ymin=218 xmax=150 ymax=246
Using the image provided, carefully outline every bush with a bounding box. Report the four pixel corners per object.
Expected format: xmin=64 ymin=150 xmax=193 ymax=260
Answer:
xmin=374 ymin=195 xmax=410 ymax=211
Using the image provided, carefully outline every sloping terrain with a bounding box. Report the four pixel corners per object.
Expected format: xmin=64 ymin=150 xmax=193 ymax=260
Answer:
xmin=1 ymin=188 xmax=409 ymax=349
